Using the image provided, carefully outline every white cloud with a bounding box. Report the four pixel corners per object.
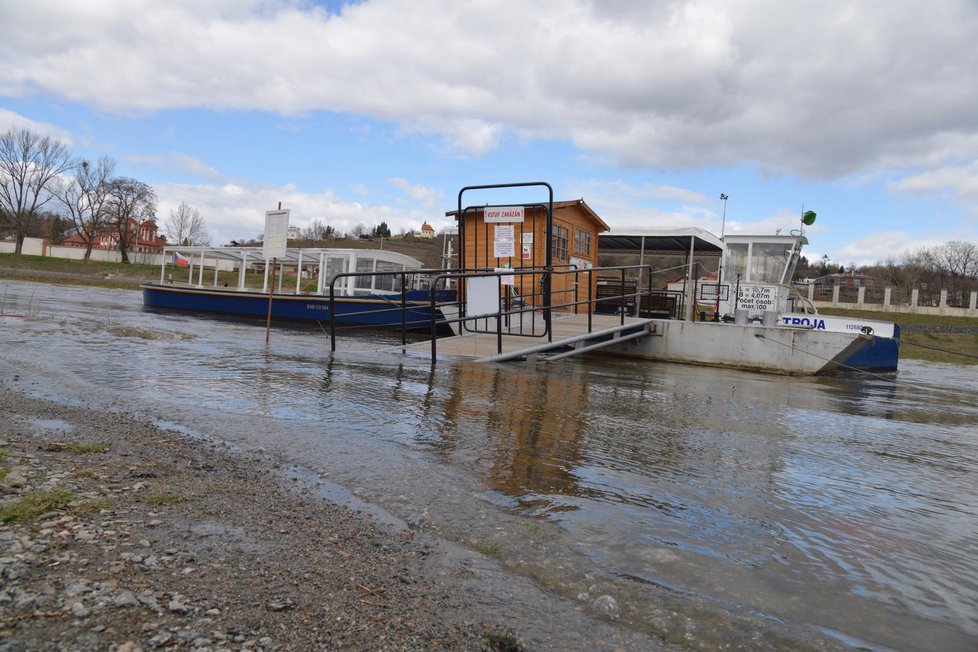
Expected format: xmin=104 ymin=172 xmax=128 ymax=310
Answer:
xmin=832 ymin=231 xmax=945 ymax=267
xmin=3 ymin=0 xmax=977 ymax=179
xmin=890 ymin=160 xmax=978 ymax=202
xmin=171 ymin=153 xmax=222 ymax=180
xmin=388 ymin=177 xmax=443 ymax=210
xmin=153 ymin=179 xmax=452 ymax=246
xmin=0 ymin=109 xmax=73 ymax=144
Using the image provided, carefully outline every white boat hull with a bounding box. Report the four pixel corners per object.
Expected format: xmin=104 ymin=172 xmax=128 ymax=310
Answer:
xmin=604 ymin=319 xmax=870 ymax=375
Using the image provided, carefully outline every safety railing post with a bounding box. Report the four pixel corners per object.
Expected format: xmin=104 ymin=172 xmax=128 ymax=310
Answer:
xmin=329 ymin=281 xmax=337 ymax=352
xmin=400 ymin=273 xmax=408 ymax=346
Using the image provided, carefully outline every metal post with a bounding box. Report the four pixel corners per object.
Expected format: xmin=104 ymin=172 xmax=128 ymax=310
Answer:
xmin=715 ymin=193 xmax=728 ymax=320
xmin=265 ymin=258 xmax=276 ymax=345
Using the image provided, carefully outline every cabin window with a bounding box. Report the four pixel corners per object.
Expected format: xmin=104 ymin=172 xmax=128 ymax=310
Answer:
xmin=750 ymin=243 xmax=793 ymax=285
xmin=574 ymin=229 xmax=592 ymax=256
xmin=355 ymin=257 xmax=376 ymax=290
xmin=725 ymin=243 xmax=749 ymax=282
xmin=373 ymin=261 xmax=401 ymax=292
xmin=552 ymin=225 xmax=569 ymax=260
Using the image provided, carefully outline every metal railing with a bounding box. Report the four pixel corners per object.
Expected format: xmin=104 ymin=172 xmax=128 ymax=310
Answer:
xmin=426 ymin=264 xmax=654 ymax=360
xmin=327 ymin=269 xmax=459 ymax=351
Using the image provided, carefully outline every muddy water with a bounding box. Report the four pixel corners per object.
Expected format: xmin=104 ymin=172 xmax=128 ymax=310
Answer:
xmin=2 ymin=280 xmax=977 ymax=650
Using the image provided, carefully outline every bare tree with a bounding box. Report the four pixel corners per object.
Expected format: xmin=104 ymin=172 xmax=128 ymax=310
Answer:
xmin=54 ymin=157 xmax=116 ymax=260
xmin=164 ymin=201 xmax=210 ymax=246
xmin=0 ymin=128 xmax=75 ymax=253
xmin=880 ymin=249 xmax=935 ymax=298
xmin=106 ymin=178 xmax=156 ymax=263
xmin=931 ymin=240 xmax=978 ymax=279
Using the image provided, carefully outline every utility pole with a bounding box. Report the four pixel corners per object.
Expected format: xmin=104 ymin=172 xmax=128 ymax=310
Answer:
xmin=714 ymin=193 xmax=728 ymax=320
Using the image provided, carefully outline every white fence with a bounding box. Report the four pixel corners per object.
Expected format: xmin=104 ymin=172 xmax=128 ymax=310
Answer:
xmin=801 ymin=283 xmax=978 ymax=317
xmin=1 ymin=237 xmax=165 ymax=266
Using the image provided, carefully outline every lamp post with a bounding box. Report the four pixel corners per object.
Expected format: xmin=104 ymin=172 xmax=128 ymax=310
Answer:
xmin=714 ymin=193 xmax=728 ymax=319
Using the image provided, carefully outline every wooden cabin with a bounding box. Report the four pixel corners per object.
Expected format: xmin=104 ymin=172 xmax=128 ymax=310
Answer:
xmin=448 ymin=199 xmax=609 ymax=313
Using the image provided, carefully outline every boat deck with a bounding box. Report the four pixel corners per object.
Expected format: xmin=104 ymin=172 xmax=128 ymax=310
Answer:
xmin=399 ymin=313 xmax=655 ymax=362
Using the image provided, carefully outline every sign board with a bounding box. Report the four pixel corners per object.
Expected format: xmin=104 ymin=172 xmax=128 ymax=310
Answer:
xmin=466 ymin=276 xmax=500 ymax=318
xmin=569 ymin=256 xmax=592 ymax=270
xmin=520 ymin=233 xmax=533 ymax=260
xmin=736 ymin=284 xmax=777 ymax=312
xmin=263 ymin=209 xmax=290 ymax=259
xmin=494 ymin=224 xmax=515 ymax=258
xmin=485 ymin=206 xmax=525 ymax=223
xmin=495 ymin=267 xmax=514 ymax=286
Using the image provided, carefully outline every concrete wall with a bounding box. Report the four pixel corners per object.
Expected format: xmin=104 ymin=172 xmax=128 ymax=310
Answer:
xmin=801 ymin=280 xmax=978 ymax=317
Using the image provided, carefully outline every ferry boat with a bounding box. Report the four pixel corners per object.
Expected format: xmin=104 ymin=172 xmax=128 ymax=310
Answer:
xmin=141 ymin=246 xmax=456 ymax=330
xmin=599 ymin=228 xmax=899 ymax=372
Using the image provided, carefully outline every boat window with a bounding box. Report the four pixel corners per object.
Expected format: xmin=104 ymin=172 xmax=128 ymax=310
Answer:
xmin=355 ymin=257 xmax=376 ymax=290
xmin=322 ymin=256 xmax=348 ymax=292
xmin=750 ymin=243 xmax=793 ymax=285
xmin=373 ymin=261 xmax=401 ymax=292
xmin=725 ymin=243 xmax=748 ymax=282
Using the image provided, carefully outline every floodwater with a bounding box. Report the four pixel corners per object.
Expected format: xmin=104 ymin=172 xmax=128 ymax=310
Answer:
xmin=2 ymin=280 xmax=977 ymax=650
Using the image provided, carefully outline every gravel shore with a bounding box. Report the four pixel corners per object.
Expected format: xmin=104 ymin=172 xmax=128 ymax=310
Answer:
xmin=0 ymin=381 xmax=665 ymax=652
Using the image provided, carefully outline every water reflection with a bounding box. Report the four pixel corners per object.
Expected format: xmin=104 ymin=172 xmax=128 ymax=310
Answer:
xmin=440 ymin=363 xmax=591 ymax=501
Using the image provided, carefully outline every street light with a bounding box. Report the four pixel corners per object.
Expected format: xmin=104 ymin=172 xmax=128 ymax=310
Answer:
xmin=714 ymin=194 xmax=729 ymax=320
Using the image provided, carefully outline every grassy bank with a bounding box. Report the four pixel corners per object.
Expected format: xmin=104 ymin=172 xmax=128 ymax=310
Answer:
xmin=0 ymin=253 xmax=155 ymax=289
xmin=818 ymin=307 xmax=978 ymax=365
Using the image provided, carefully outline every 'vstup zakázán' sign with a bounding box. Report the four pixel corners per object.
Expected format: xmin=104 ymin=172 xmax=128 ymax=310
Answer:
xmin=484 ymin=206 xmax=524 ymax=223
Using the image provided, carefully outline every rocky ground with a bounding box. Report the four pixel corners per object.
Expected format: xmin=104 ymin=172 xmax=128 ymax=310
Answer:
xmin=0 ymin=381 xmax=672 ymax=652
xmin=0 ymin=387 xmax=524 ymax=651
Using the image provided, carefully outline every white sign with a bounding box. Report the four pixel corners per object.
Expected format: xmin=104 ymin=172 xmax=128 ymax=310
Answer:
xmin=521 ymin=233 xmax=534 ymax=244
xmin=485 ymin=206 xmax=525 ymax=223
xmin=495 ymin=267 xmax=515 ymax=286
xmin=263 ymin=209 xmax=290 ymax=259
xmin=494 ymin=224 xmax=515 ymax=258
xmin=736 ymin=284 xmax=776 ymax=312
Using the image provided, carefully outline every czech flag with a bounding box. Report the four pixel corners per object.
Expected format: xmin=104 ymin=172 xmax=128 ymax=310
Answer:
xmin=173 ymin=252 xmax=190 ymax=268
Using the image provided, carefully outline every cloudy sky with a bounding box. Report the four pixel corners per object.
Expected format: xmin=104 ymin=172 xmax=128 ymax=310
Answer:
xmin=2 ymin=0 xmax=977 ymax=266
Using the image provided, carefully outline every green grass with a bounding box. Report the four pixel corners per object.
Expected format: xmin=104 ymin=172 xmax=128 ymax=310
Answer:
xmin=1 ymin=489 xmax=74 ymax=523
xmin=80 ymin=497 xmax=115 ymax=512
xmin=68 ymin=443 xmax=109 ymax=455
xmin=818 ymin=307 xmax=978 ymax=365
xmin=143 ymin=491 xmax=188 ymax=506
xmin=0 ymin=449 xmax=9 ymax=481
xmin=818 ymin=307 xmax=978 ymax=329
xmin=471 ymin=539 xmax=504 ymax=559
xmin=483 ymin=630 xmax=524 ymax=652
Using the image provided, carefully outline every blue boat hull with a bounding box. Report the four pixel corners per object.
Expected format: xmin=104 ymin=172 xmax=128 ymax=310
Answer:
xmin=839 ymin=331 xmax=900 ymax=372
xmin=141 ymin=283 xmax=454 ymax=331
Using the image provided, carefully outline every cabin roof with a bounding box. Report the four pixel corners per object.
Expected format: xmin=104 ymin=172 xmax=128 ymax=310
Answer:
xmin=163 ymin=246 xmax=425 ymax=268
xmin=445 ymin=198 xmax=610 ymax=232
xmin=599 ymin=227 xmax=723 ymax=254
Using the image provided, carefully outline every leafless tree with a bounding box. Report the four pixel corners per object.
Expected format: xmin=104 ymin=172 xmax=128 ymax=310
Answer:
xmin=931 ymin=240 xmax=978 ymax=279
xmin=301 ymin=218 xmax=335 ymax=241
xmin=106 ymin=178 xmax=156 ymax=263
xmin=0 ymin=128 xmax=75 ymax=253
xmin=164 ymin=201 xmax=210 ymax=246
xmin=54 ymin=157 xmax=116 ymax=260
xmin=880 ymin=249 xmax=935 ymax=297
